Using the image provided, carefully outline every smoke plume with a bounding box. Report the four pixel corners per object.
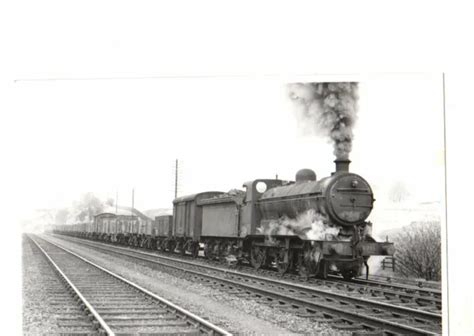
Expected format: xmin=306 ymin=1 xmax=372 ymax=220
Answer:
xmin=259 ymin=209 xmax=340 ymax=240
xmin=288 ymin=82 xmax=359 ymax=160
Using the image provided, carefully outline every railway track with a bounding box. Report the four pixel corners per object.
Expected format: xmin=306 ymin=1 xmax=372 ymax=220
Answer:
xmin=262 ymin=271 xmax=442 ymax=314
xmin=325 ymin=277 xmax=442 ymax=313
xmin=29 ymin=234 xmax=231 ymax=336
xmin=54 ymin=234 xmax=442 ymax=315
xmin=359 ymin=274 xmax=441 ymax=291
xmin=24 ymin=236 xmax=100 ymax=334
xmin=51 ymin=234 xmax=442 ymax=335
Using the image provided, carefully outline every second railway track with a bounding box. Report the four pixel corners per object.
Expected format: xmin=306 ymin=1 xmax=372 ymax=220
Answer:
xmin=29 ymin=234 xmax=231 ymax=336
xmin=50 ymin=234 xmax=442 ymax=335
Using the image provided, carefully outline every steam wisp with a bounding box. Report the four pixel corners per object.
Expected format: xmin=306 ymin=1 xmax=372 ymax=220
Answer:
xmin=288 ymin=82 xmax=359 ymax=160
xmin=258 ymin=209 xmax=340 ymax=240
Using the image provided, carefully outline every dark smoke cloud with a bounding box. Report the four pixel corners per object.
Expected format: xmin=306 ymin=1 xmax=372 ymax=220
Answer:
xmin=288 ymin=82 xmax=359 ymax=160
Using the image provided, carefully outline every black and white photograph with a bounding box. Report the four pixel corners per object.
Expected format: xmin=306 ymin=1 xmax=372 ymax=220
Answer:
xmin=3 ymin=2 xmax=474 ymax=335
xmin=16 ymin=74 xmax=445 ymax=335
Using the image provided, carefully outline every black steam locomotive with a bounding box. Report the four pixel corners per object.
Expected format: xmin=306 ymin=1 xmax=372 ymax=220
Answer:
xmin=54 ymin=159 xmax=393 ymax=280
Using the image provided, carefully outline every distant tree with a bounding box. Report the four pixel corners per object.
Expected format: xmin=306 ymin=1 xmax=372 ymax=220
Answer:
xmin=393 ymin=221 xmax=441 ymax=281
xmin=36 ymin=209 xmax=55 ymax=224
xmin=106 ymin=198 xmax=115 ymax=207
xmin=388 ymin=181 xmax=410 ymax=203
xmin=74 ymin=192 xmax=105 ymax=222
xmin=55 ymin=208 xmax=69 ymax=224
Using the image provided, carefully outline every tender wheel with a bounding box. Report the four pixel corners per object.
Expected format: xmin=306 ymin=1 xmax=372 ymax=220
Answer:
xmin=250 ymin=246 xmax=266 ymax=270
xmin=220 ymin=242 xmax=231 ymax=260
xmin=276 ymin=249 xmax=292 ymax=275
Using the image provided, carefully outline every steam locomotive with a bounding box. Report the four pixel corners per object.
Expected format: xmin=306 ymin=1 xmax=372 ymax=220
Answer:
xmin=53 ymin=159 xmax=394 ymax=280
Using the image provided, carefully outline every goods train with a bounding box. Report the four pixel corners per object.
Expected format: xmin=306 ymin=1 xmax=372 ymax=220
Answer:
xmin=53 ymin=159 xmax=394 ymax=280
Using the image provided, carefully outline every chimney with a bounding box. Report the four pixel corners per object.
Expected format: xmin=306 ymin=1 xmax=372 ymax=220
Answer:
xmin=334 ymin=159 xmax=351 ymax=173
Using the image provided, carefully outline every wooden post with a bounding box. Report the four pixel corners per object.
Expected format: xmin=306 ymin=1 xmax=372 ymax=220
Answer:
xmin=175 ymin=159 xmax=179 ymax=199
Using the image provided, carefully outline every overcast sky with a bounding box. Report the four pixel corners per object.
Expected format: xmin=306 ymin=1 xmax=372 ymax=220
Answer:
xmin=13 ymin=73 xmax=444 ymax=224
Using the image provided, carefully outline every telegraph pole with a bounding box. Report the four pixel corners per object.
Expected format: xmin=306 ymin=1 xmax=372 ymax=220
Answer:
xmin=131 ymin=188 xmax=134 ymax=216
xmin=174 ymin=159 xmax=179 ymax=199
xmin=115 ymin=190 xmax=118 ymax=214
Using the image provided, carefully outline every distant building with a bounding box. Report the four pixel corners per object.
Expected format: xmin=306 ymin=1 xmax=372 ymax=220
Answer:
xmin=94 ymin=205 xmax=153 ymax=235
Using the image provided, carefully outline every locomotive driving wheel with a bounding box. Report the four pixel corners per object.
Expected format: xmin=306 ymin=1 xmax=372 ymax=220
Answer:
xmin=250 ymin=246 xmax=266 ymax=270
xmin=341 ymin=269 xmax=357 ymax=280
xmin=298 ymin=259 xmax=311 ymax=279
xmin=298 ymin=250 xmax=316 ymax=279
xmin=276 ymin=249 xmax=292 ymax=275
